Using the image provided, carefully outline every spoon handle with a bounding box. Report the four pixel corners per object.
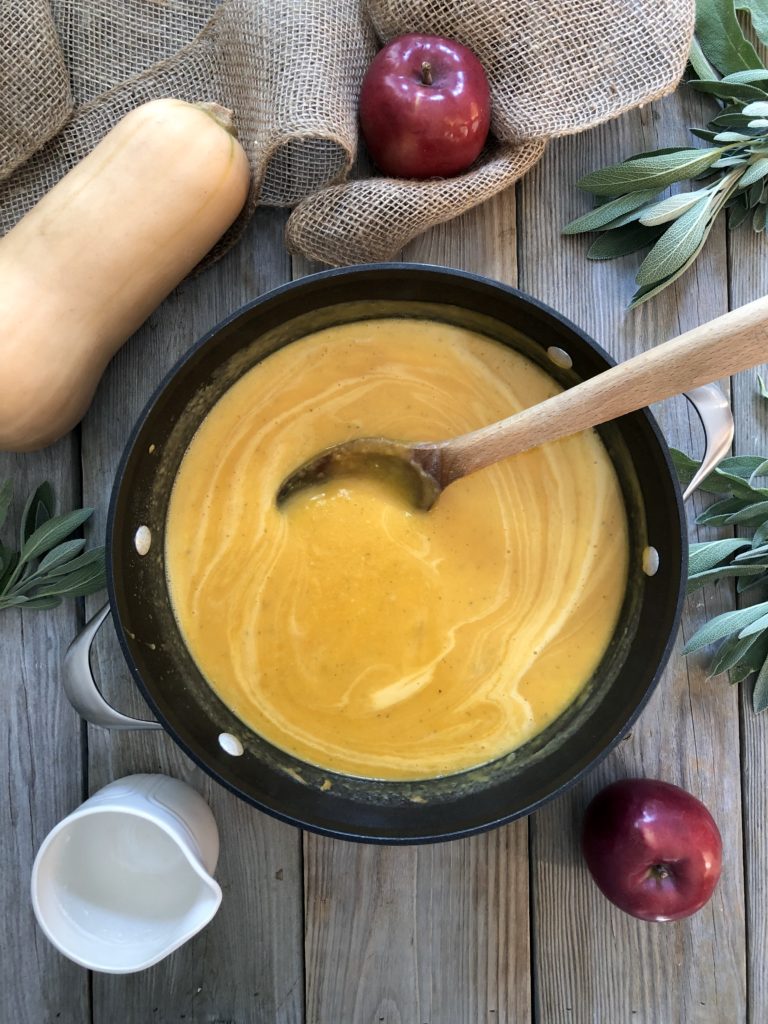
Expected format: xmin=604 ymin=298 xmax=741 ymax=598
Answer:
xmin=439 ymin=294 xmax=768 ymax=483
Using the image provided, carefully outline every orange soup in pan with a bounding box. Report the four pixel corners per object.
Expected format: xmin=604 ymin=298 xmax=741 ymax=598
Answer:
xmin=165 ymin=318 xmax=628 ymax=780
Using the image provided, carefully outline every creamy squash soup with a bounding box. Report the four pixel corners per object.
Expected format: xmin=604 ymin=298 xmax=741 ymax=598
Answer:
xmin=166 ymin=319 xmax=629 ymax=780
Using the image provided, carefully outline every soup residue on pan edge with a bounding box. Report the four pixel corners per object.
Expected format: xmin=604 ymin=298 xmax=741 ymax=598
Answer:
xmin=165 ymin=318 xmax=629 ymax=781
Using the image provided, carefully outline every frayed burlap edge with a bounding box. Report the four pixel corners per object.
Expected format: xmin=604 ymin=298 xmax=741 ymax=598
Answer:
xmin=0 ymin=1 xmax=73 ymax=182
xmin=286 ymin=139 xmax=546 ymax=265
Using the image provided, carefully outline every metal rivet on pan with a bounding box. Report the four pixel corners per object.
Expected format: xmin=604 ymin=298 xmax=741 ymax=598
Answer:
xmin=218 ymin=732 xmax=244 ymax=756
xmin=134 ymin=525 xmax=151 ymax=556
xmin=547 ymin=346 xmax=573 ymax=369
xmin=642 ymin=546 xmax=660 ymax=576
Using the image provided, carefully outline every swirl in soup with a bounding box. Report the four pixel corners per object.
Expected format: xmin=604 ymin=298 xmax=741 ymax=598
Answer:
xmin=166 ymin=319 xmax=628 ymax=780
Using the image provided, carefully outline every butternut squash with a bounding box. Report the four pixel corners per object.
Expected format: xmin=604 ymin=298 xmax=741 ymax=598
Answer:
xmin=0 ymin=99 xmax=251 ymax=451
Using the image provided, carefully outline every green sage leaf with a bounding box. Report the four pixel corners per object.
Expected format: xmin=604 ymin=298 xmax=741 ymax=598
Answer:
xmin=714 ymin=456 xmax=768 ymax=498
xmin=730 ymin=199 xmax=752 ymax=228
xmin=739 ymin=158 xmax=768 ymax=188
xmin=736 ymin=1 xmax=768 ymax=49
xmin=734 ymin=632 xmax=768 ymax=674
xmin=638 ymin=189 xmax=712 ymax=226
xmin=713 ymin=131 xmax=754 ymax=143
xmin=754 ymin=204 xmax=768 ymax=231
xmin=635 ymin=196 xmax=714 ymax=286
xmin=19 ymin=508 xmax=93 ymax=565
xmin=709 ymin=630 xmax=767 ymax=676
xmin=683 ymin=602 xmax=768 ymax=653
xmin=722 ymin=68 xmax=768 ymax=84
xmin=732 ymin=659 xmax=762 ymax=683
xmin=712 ymin=156 xmax=751 ymax=169
xmin=697 ymin=496 xmax=756 ymax=525
xmin=30 ymin=560 xmax=106 ymax=599
xmin=586 ymin=223 xmax=664 ymax=260
xmin=625 ymin=147 xmax=704 ymax=161
xmin=736 ymin=543 xmax=768 ymax=560
xmin=719 ymin=456 xmax=768 ymax=480
xmin=20 ymin=596 xmax=63 ymax=610
xmin=0 ymin=482 xmax=104 ymax=616
xmin=689 ymin=35 xmax=721 ymax=81
xmin=687 ymin=563 xmax=767 ymax=593
xmin=711 ymin=112 xmax=757 ymax=128
xmin=562 ymin=190 xmax=660 ymax=235
xmin=743 ymin=101 xmax=768 ymax=117
xmin=36 ymin=539 xmax=88 ymax=574
xmin=690 ymin=129 xmax=722 ymax=143
xmin=0 ymin=593 xmax=62 ymax=611
xmin=577 ymin=149 xmax=724 ymax=197
xmin=689 ymin=538 xmax=752 ymax=575
xmin=753 ymin=519 xmax=768 ymax=547
xmin=630 ymin=182 xmax=741 ymax=305
xmin=725 ymin=500 xmax=768 ymax=524
xmin=749 ymin=180 xmax=765 ymax=206
xmin=737 ymin=573 xmax=768 ymax=594
xmin=10 ymin=540 xmax=89 ymax=595
xmin=758 ymin=373 xmax=768 ymax=400
xmin=670 ymin=449 xmax=734 ymax=494
xmin=691 ymin=80 xmax=768 ymax=102
xmin=694 ymin=0 xmax=763 ymax=76
xmin=739 ymin=610 xmax=768 ymax=638
xmin=40 ymin=546 xmax=105 ymax=579
xmin=20 ymin=482 xmax=55 ymax=549
xmin=599 ymin=207 xmax=661 ymax=230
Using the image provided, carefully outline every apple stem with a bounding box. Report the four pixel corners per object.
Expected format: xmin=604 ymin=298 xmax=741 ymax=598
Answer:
xmin=652 ymin=864 xmax=671 ymax=880
xmin=421 ymin=61 xmax=433 ymax=86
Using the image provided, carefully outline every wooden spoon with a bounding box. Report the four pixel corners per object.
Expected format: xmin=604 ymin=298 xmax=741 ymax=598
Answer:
xmin=277 ymin=295 xmax=768 ymax=510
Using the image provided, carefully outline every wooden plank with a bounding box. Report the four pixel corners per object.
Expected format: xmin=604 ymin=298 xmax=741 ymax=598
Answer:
xmin=304 ymin=826 xmax=525 ymax=1024
xmin=0 ymin=439 xmax=91 ymax=1023
xmin=519 ymin=94 xmax=747 ymax=1021
xmin=80 ymin=209 xmax=305 ymax=1024
xmin=300 ymin=193 xmax=532 ymax=1024
xmin=727 ymin=219 xmax=768 ymax=1024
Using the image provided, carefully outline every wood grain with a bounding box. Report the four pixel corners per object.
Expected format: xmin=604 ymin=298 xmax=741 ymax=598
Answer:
xmin=299 ymin=193 xmax=531 ymax=1024
xmin=726 ymin=217 xmax=768 ymax=1024
xmin=3 ymin=76 xmax=763 ymax=1024
xmin=519 ymin=92 xmax=747 ymax=1022
xmin=79 ymin=209 xmax=305 ymax=1024
xmin=0 ymin=439 xmax=90 ymax=1024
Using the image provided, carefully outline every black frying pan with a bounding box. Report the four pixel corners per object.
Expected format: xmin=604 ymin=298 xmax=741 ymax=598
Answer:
xmin=65 ymin=265 xmax=723 ymax=843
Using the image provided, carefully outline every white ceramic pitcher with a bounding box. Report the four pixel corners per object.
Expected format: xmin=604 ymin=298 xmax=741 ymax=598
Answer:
xmin=30 ymin=774 xmax=222 ymax=973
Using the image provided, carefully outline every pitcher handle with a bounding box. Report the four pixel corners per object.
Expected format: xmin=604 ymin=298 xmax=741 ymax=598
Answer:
xmin=63 ymin=603 xmax=162 ymax=731
xmin=682 ymin=384 xmax=733 ymax=503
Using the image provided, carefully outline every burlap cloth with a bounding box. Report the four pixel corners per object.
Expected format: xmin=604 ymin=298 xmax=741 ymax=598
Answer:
xmin=0 ymin=0 xmax=695 ymax=266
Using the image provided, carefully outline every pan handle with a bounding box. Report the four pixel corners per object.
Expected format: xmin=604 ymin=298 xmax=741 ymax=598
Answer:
xmin=63 ymin=603 xmax=162 ymax=731
xmin=682 ymin=384 xmax=733 ymax=502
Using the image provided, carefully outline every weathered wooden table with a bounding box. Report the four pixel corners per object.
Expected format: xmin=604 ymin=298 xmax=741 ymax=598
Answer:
xmin=2 ymin=81 xmax=764 ymax=1024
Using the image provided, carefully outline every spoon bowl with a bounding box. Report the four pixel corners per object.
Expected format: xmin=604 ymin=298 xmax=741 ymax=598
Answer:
xmin=276 ymin=436 xmax=443 ymax=510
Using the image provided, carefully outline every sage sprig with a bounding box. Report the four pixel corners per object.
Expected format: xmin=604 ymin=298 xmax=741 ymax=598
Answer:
xmin=564 ymin=0 xmax=768 ymax=308
xmin=0 ymin=480 xmax=106 ymax=611
xmin=672 ymin=448 xmax=768 ymax=713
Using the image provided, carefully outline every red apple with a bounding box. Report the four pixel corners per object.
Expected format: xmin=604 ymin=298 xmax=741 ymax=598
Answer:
xmin=359 ymin=34 xmax=491 ymax=179
xmin=581 ymin=778 xmax=722 ymax=922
